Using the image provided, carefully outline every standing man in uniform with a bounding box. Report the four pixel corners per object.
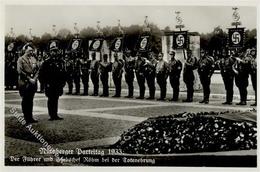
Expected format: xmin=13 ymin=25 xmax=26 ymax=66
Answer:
xmin=144 ymin=52 xmax=157 ymax=100
xmin=73 ymin=52 xmax=81 ymax=95
xmin=39 ymin=43 xmax=66 ymax=120
xmin=99 ymin=54 xmax=112 ymax=97
xmin=183 ymin=49 xmax=197 ymax=102
xmin=217 ymin=48 xmax=236 ymax=105
xmin=198 ymin=49 xmax=215 ymax=104
xmin=233 ymin=50 xmax=251 ymax=105
xmin=123 ymin=50 xmax=135 ymax=98
xmin=90 ymin=52 xmax=100 ymax=96
xmin=65 ymin=53 xmax=74 ymax=95
xmin=135 ymin=53 xmax=146 ymax=99
xmin=249 ymin=48 xmax=257 ymax=106
xmin=17 ymin=43 xmax=39 ymax=124
xmin=112 ymin=52 xmax=124 ymax=97
xmin=156 ymin=52 xmax=169 ymax=101
xmin=81 ymin=54 xmax=91 ymax=96
xmin=168 ymin=51 xmax=182 ymax=101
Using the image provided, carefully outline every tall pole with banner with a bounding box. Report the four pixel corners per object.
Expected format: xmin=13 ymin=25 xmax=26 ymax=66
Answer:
xmin=228 ymin=7 xmax=245 ymax=54
xmin=135 ymin=16 xmax=152 ymax=56
xmin=88 ymin=21 xmax=104 ymax=61
xmin=173 ymin=11 xmax=188 ymax=60
xmin=68 ymin=22 xmax=83 ymax=56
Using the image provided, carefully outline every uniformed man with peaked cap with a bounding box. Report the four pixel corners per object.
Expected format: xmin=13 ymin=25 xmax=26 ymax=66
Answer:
xmin=198 ymin=49 xmax=215 ymax=104
xmin=168 ymin=50 xmax=182 ymax=101
xmin=17 ymin=43 xmax=39 ymax=124
xmin=123 ymin=49 xmax=135 ymax=98
xmin=183 ymin=49 xmax=197 ymax=102
xmin=39 ymin=41 xmax=66 ymax=120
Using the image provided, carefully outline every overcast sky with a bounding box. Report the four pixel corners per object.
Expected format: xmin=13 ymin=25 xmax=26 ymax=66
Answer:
xmin=5 ymin=5 xmax=257 ymax=37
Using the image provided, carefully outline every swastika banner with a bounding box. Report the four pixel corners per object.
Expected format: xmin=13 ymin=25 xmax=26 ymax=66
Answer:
xmin=110 ymin=37 xmax=123 ymax=52
xmin=7 ymin=42 xmax=16 ymax=52
xmin=69 ymin=38 xmax=82 ymax=51
xmin=136 ymin=35 xmax=151 ymax=52
xmin=172 ymin=31 xmax=188 ymax=49
xmin=228 ymin=28 xmax=244 ymax=48
xmin=89 ymin=39 xmax=104 ymax=51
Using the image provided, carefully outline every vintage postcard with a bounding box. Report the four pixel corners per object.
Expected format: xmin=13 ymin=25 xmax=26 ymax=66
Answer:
xmin=1 ymin=0 xmax=259 ymax=170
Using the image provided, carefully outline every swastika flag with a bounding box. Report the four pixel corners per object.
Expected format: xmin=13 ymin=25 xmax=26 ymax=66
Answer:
xmin=228 ymin=28 xmax=244 ymax=48
xmin=136 ymin=35 xmax=151 ymax=52
xmin=89 ymin=39 xmax=104 ymax=51
xmin=69 ymin=38 xmax=82 ymax=51
xmin=172 ymin=31 xmax=188 ymax=49
xmin=110 ymin=37 xmax=123 ymax=52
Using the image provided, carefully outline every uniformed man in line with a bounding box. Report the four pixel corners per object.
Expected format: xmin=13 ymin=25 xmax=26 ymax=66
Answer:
xmin=249 ymin=48 xmax=257 ymax=106
xmin=156 ymin=52 xmax=169 ymax=101
xmin=90 ymin=52 xmax=100 ymax=96
xmin=112 ymin=52 xmax=124 ymax=97
xmin=135 ymin=52 xmax=146 ymax=99
xmin=65 ymin=53 xmax=74 ymax=95
xmin=39 ymin=43 xmax=66 ymax=120
xmin=6 ymin=53 xmax=18 ymax=90
xmin=99 ymin=54 xmax=112 ymax=97
xmin=17 ymin=43 xmax=39 ymax=123
xmin=144 ymin=52 xmax=157 ymax=100
xmin=80 ymin=53 xmax=91 ymax=96
xmin=123 ymin=50 xmax=135 ymax=98
xmin=168 ymin=51 xmax=182 ymax=101
xmin=198 ymin=49 xmax=215 ymax=104
xmin=217 ymin=48 xmax=236 ymax=105
xmin=73 ymin=52 xmax=82 ymax=95
xmin=233 ymin=50 xmax=251 ymax=105
xmin=183 ymin=49 xmax=197 ymax=102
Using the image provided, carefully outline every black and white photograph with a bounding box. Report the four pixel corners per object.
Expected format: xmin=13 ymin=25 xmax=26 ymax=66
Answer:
xmin=2 ymin=0 xmax=259 ymax=169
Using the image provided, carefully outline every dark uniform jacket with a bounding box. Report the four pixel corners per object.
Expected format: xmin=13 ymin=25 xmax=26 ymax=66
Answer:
xmin=65 ymin=59 xmax=74 ymax=77
xmin=198 ymin=55 xmax=215 ymax=77
xmin=218 ymin=56 xmax=236 ymax=76
xmin=135 ymin=58 xmax=146 ymax=76
xmin=90 ymin=60 xmax=100 ymax=76
xmin=39 ymin=57 xmax=67 ymax=97
xmin=81 ymin=59 xmax=91 ymax=75
xmin=99 ymin=61 xmax=112 ymax=74
xmin=155 ymin=60 xmax=169 ymax=79
xmin=144 ymin=58 xmax=157 ymax=76
xmin=124 ymin=56 xmax=136 ymax=74
xmin=112 ymin=59 xmax=124 ymax=77
xmin=168 ymin=58 xmax=182 ymax=78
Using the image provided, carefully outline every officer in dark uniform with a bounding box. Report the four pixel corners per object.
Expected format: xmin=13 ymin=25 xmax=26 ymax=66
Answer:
xmin=65 ymin=53 xmax=74 ymax=95
xmin=183 ymin=49 xmax=197 ymax=102
xmin=198 ymin=49 xmax=215 ymax=104
xmin=73 ymin=52 xmax=81 ymax=95
xmin=10 ymin=53 xmax=18 ymax=89
xmin=233 ymin=50 xmax=251 ymax=105
xmin=156 ymin=52 xmax=169 ymax=101
xmin=81 ymin=54 xmax=91 ymax=95
xmin=168 ymin=51 xmax=182 ymax=101
xmin=249 ymin=48 xmax=257 ymax=106
xmin=217 ymin=48 xmax=236 ymax=105
xmin=90 ymin=52 xmax=100 ymax=96
xmin=144 ymin=52 xmax=157 ymax=100
xmin=112 ymin=52 xmax=124 ymax=97
xmin=17 ymin=43 xmax=39 ymax=123
xmin=123 ymin=50 xmax=135 ymax=98
xmin=39 ymin=43 xmax=66 ymax=120
xmin=99 ymin=54 xmax=112 ymax=97
xmin=135 ymin=52 xmax=146 ymax=99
